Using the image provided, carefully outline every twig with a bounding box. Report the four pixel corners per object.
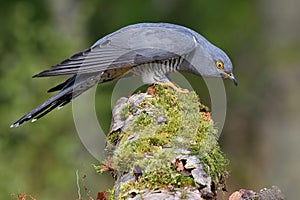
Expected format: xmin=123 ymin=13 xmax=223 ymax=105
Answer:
xmin=76 ymin=169 xmax=82 ymax=200
xmin=82 ymin=174 xmax=94 ymax=200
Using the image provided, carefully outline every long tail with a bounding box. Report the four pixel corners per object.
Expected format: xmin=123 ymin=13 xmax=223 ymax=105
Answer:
xmin=11 ymin=84 xmax=73 ymax=127
xmin=10 ymin=74 xmax=98 ymax=127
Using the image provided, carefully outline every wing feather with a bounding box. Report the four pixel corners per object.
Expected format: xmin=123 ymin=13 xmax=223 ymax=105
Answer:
xmin=33 ymin=25 xmax=197 ymax=77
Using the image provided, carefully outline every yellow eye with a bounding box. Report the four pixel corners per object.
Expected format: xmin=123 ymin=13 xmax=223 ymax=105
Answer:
xmin=216 ymin=61 xmax=224 ymax=69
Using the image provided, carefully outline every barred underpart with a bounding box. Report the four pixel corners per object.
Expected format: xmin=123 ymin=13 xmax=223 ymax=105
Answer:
xmin=129 ymin=56 xmax=185 ymax=84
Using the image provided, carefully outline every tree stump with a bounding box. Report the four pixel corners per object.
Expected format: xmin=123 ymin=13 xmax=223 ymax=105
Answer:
xmin=96 ymin=85 xmax=228 ymax=199
xmin=95 ymin=85 xmax=284 ymax=200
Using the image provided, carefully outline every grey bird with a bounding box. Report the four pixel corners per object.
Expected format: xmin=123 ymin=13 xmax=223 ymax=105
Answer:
xmin=11 ymin=22 xmax=237 ymax=127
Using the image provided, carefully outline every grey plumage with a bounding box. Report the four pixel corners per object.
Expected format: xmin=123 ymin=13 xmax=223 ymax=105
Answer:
xmin=11 ymin=22 xmax=237 ymax=127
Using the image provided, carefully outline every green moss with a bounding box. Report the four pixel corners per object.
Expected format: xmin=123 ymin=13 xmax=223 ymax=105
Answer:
xmin=188 ymin=112 xmax=229 ymax=185
xmin=133 ymin=110 xmax=152 ymax=127
xmin=107 ymin=84 xmax=228 ymax=198
xmin=107 ymin=130 xmax=121 ymax=145
xmin=119 ymin=163 xmax=195 ymax=199
xmin=108 ymin=185 xmax=116 ymax=200
xmin=120 ymin=103 xmax=132 ymax=120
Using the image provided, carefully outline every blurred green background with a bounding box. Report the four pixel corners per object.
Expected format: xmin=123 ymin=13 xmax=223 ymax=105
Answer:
xmin=1 ymin=0 xmax=300 ymax=199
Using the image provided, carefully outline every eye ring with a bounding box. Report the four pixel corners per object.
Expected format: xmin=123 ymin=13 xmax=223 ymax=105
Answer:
xmin=216 ymin=61 xmax=224 ymax=69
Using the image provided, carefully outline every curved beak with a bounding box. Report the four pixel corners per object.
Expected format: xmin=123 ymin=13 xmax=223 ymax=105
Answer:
xmin=229 ymin=73 xmax=238 ymax=86
xmin=221 ymin=71 xmax=238 ymax=86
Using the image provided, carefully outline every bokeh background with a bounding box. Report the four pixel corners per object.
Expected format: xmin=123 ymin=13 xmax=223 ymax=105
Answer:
xmin=1 ymin=0 xmax=300 ymax=199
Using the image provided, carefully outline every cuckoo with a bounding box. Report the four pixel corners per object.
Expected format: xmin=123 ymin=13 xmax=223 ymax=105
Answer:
xmin=11 ymin=22 xmax=237 ymax=127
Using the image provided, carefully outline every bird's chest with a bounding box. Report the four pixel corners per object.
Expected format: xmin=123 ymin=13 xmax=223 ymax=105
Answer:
xmin=131 ymin=58 xmax=182 ymax=84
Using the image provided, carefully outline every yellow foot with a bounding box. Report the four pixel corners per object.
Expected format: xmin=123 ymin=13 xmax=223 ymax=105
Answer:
xmin=153 ymin=82 xmax=189 ymax=94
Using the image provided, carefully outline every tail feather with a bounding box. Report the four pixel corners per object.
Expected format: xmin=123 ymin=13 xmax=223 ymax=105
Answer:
xmin=33 ymin=98 xmax=71 ymax=121
xmin=47 ymin=75 xmax=76 ymax=93
xmin=10 ymin=87 xmax=73 ymax=127
xmin=11 ymin=73 xmax=101 ymax=127
xmin=11 ymin=70 xmax=107 ymax=127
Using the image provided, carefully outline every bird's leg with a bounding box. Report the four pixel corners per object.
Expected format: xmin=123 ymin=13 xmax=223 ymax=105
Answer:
xmin=153 ymin=82 xmax=189 ymax=94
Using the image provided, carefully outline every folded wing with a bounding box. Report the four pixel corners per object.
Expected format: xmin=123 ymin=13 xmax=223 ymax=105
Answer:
xmin=33 ymin=25 xmax=197 ymax=77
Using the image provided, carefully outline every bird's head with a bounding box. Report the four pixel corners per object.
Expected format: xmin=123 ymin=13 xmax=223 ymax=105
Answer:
xmin=188 ymin=35 xmax=238 ymax=86
xmin=212 ymin=48 xmax=238 ymax=86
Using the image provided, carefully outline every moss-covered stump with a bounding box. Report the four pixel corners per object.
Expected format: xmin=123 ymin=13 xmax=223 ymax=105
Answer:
xmin=99 ymin=85 xmax=229 ymax=200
